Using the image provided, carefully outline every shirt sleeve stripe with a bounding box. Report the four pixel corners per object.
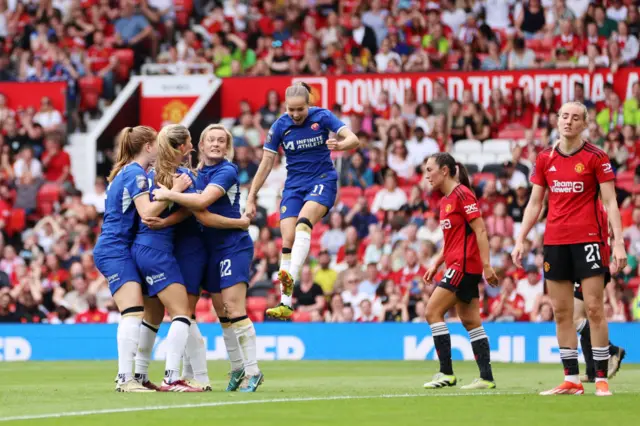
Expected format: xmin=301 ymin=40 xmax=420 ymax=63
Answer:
xmin=132 ymin=191 xmax=149 ymax=200
xmin=263 ymin=147 xmax=278 ymax=153
xmin=207 ymin=183 xmax=227 ymax=194
xmin=335 ymin=125 xmax=348 ymax=135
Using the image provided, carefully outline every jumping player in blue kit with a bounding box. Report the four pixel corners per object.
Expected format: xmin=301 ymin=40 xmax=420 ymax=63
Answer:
xmin=245 ymin=82 xmax=360 ymax=319
xmin=154 ymin=124 xmax=263 ymax=392
xmin=94 ymin=126 xmax=192 ymax=392
xmin=142 ymin=124 xmax=251 ymax=391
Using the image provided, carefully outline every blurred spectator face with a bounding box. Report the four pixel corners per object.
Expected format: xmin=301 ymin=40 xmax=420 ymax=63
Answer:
xmin=301 ymin=265 xmax=312 ymax=284
xmin=490 ymin=235 xmax=502 ymax=251
xmin=540 ymin=303 xmax=554 ymax=321
xmin=502 ymin=276 xmax=515 ymax=294
xmin=330 ymin=293 xmax=344 ymax=312
xmin=231 ymin=61 xmax=242 ymax=76
xmin=81 ymin=253 xmax=95 ymax=271
xmin=345 ymin=226 xmax=358 ymax=244
xmin=0 ymin=293 xmax=11 ymax=310
xmin=380 ymin=38 xmax=391 ymax=53
xmin=609 ymin=93 xmax=621 ymax=110
xmin=560 ymin=19 xmax=571 ymax=35
xmin=351 ymin=15 xmax=362 ymax=29
xmin=351 ymin=151 xmax=364 ymax=169
xmin=392 ymin=140 xmax=408 ymax=159
xmin=527 ymin=269 xmax=539 ymax=284
xmin=587 ymin=22 xmax=598 ymax=37
xmin=72 ymin=276 xmax=88 ymax=293
xmin=310 ymin=310 xmax=323 ymax=322
xmin=449 ymin=101 xmax=461 ymax=116
xmin=360 ymin=299 xmax=373 ymax=317
xmin=632 ymin=208 xmax=640 ymax=226
xmin=319 ymin=250 xmax=331 ymax=268
xmin=330 ymin=212 xmax=343 ymax=229
xmin=493 ymin=202 xmax=507 ymax=217
xmin=342 ymin=306 xmax=354 ymax=322
xmin=265 ymin=241 xmax=278 ymax=258
xmin=609 ymin=40 xmax=621 ymax=58
xmin=484 ymin=180 xmax=497 ymax=196
xmin=405 ymin=248 xmax=418 ymax=267
xmin=574 ymin=83 xmax=585 ymax=100
xmin=345 ymin=249 xmax=358 ymax=267
xmin=366 ymin=263 xmax=378 ymax=281
xmin=384 ymin=171 xmax=398 ymax=190
xmin=45 ymin=253 xmax=59 ymax=270
xmin=623 ymin=125 xmax=635 ymax=141
xmin=69 ymin=262 xmax=83 ymax=277
xmin=3 ymin=245 xmax=16 ymax=260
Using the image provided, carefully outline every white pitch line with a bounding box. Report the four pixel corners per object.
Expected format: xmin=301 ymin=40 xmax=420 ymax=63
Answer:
xmin=0 ymin=391 xmax=529 ymax=422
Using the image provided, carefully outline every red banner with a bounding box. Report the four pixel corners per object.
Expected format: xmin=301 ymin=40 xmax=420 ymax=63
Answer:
xmin=221 ymin=68 xmax=640 ymax=118
xmin=0 ymin=82 xmax=67 ymax=113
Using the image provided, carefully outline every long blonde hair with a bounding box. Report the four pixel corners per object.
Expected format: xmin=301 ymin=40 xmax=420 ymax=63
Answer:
xmin=155 ymin=124 xmax=192 ymax=189
xmin=550 ymin=101 xmax=588 ymax=158
xmin=108 ymin=126 xmax=157 ymax=183
xmin=197 ymin=124 xmax=235 ymax=169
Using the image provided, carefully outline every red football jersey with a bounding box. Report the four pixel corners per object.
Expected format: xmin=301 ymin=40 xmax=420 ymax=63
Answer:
xmin=531 ymin=142 xmax=614 ymax=245
xmin=440 ymin=185 xmax=483 ymax=274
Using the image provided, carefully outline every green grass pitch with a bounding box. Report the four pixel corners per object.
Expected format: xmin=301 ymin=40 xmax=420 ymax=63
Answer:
xmin=0 ymin=361 xmax=637 ymax=425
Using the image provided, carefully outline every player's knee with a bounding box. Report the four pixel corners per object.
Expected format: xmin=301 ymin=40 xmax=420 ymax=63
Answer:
xmin=425 ymin=308 xmax=444 ymax=324
xmin=121 ymin=306 xmax=144 ymax=318
xmin=295 ymin=217 xmax=313 ymax=234
xmin=585 ymin=301 xmax=605 ymax=324
xmin=461 ymin=317 xmax=481 ymax=331
xmin=553 ymin=305 xmax=573 ymax=324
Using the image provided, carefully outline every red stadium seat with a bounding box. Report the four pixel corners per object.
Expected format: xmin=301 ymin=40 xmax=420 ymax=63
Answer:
xmin=497 ymin=128 xmax=527 ymax=140
xmin=309 ymin=239 xmax=321 ymax=258
xmin=616 ymin=170 xmax=635 ymax=187
xmin=6 ymin=208 xmax=26 ymax=237
xmin=311 ymin=222 xmax=329 ymax=240
xmin=114 ymin=49 xmax=135 ymax=83
xmin=340 ymin=186 xmax=362 ymax=208
xmin=37 ymin=183 xmax=62 ymax=216
xmin=292 ymin=311 xmax=312 ymax=322
xmin=78 ymin=76 xmax=104 ymax=112
xmin=364 ymin=185 xmax=382 ymax=206
xmin=400 ymin=185 xmax=413 ymax=199
xmin=247 ymin=297 xmax=267 ymax=314
xmin=628 ymin=277 xmax=640 ymax=291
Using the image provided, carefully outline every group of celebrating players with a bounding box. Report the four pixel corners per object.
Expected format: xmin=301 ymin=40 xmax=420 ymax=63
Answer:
xmin=95 ymin=79 xmax=627 ymax=395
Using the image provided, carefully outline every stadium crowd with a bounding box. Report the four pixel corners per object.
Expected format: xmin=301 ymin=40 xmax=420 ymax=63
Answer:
xmin=0 ymin=0 xmax=640 ymax=325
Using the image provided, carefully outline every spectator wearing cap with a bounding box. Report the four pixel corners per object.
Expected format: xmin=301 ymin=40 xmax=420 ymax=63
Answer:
xmin=517 ymin=264 xmax=545 ymax=316
xmin=507 ymin=182 xmax=530 ymax=224
xmin=313 ymin=249 xmax=338 ymax=295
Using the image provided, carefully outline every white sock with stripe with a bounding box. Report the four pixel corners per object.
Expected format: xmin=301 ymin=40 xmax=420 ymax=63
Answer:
xmin=164 ymin=316 xmax=191 ymax=384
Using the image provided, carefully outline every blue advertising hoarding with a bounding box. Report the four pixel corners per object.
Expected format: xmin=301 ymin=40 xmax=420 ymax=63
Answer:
xmin=0 ymin=322 xmax=637 ymax=362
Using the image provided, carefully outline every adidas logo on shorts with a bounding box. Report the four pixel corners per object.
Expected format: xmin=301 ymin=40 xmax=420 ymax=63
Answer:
xmin=591 ymin=263 xmax=599 ymax=269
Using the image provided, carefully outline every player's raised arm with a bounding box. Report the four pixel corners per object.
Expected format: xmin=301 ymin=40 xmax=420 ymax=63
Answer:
xmin=134 ymin=173 xmax=191 ymax=218
xmin=192 ymin=210 xmax=250 ymax=230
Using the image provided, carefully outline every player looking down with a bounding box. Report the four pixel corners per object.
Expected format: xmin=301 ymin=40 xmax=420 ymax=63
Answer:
xmin=513 ymin=102 xmax=627 ymax=397
xmin=422 ymin=152 xmax=499 ymax=390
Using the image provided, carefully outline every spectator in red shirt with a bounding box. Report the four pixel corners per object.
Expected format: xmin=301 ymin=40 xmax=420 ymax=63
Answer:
xmin=396 ymin=247 xmax=426 ymax=294
xmin=41 ymin=134 xmax=72 ymax=185
xmin=75 ymin=294 xmax=108 ymax=323
xmin=583 ymin=21 xmax=607 ymax=53
xmin=507 ymin=87 xmax=534 ymax=129
xmin=553 ymin=19 xmax=581 ymax=59
xmin=84 ymin=30 xmax=117 ymax=101
xmin=533 ymin=85 xmax=558 ymax=130
xmin=356 ymin=299 xmax=379 ymax=322
xmin=485 ymin=202 xmax=515 ymax=238
xmin=488 ymin=276 xmax=526 ymax=321
xmin=478 ymin=180 xmax=505 ymax=217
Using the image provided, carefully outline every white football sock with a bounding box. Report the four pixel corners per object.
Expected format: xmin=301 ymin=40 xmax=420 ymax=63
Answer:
xmin=117 ymin=314 xmax=142 ymax=383
xmin=222 ymin=320 xmax=244 ymax=371
xmin=164 ymin=316 xmax=190 ymax=383
xmin=186 ymin=320 xmax=210 ymax=384
xmin=134 ymin=321 xmax=159 ymax=381
xmin=289 ymin=230 xmax=311 ymax=282
xmin=233 ymin=318 xmax=259 ymax=376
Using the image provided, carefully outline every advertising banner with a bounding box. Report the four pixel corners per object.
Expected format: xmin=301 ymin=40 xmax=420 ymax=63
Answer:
xmin=0 ymin=82 xmax=67 ymax=113
xmin=140 ymin=75 xmax=217 ymax=129
xmin=220 ymin=68 xmax=640 ymax=117
xmin=1 ymin=323 xmax=638 ymax=363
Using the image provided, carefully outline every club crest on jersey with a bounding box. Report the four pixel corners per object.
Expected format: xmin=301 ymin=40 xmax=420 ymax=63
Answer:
xmin=445 ymin=204 xmax=452 ymax=213
xmin=136 ymin=175 xmax=148 ymax=190
xmin=574 ymin=163 xmax=585 ymax=174
xmin=544 ymin=262 xmax=550 ymax=272
xmin=311 ymin=123 xmax=320 ymax=131
xmin=281 ymin=205 xmax=287 ymax=214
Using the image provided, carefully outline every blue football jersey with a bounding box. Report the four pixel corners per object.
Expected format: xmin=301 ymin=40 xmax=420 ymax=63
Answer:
xmin=197 ymin=160 xmax=252 ymax=250
xmin=264 ymin=107 xmax=345 ymax=189
xmin=98 ymin=162 xmax=149 ymax=248
xmin=134 ymin=166 xmax=199 ymax=253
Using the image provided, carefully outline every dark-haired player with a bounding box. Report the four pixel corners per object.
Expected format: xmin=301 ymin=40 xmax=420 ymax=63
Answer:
xmin=513 ymin=102 xmax=627 ymax=397
xmin=422 ymin=152 xmax=499 ymax=390
xmin=245 ymin=81 xmax=360 ymax=319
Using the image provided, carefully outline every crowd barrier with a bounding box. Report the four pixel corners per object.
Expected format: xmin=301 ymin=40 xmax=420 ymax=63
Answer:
xmin=0 ymin=323 xmax=637 ymax=362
